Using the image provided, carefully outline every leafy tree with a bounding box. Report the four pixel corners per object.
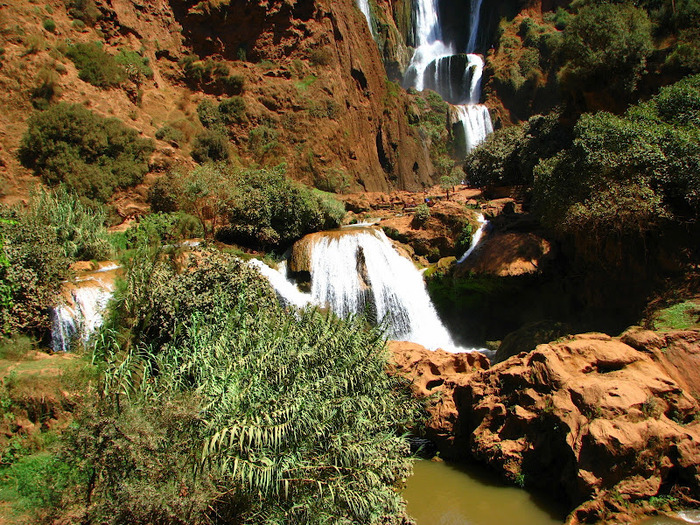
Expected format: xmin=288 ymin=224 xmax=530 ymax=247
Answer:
xmin=559 ymin=3 xmax=653 ymax=97
xmin=0 ymin=209 xmax=70 ymax=336
xmin=19 ymin=104 xmax=154 ymax=203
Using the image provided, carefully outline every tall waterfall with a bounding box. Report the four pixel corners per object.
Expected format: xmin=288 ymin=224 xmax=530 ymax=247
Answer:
xmin=253 ymin=229 xmax=479 ymax=353
xmin=404 ymin=0 xmax=492 ymax=154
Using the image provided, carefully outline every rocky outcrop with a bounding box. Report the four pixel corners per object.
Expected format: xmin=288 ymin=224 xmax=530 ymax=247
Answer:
xmin=391 ymin=329 xmax=700 ymax=523
xmin=388 ymin=341 xmax=490 ymax=445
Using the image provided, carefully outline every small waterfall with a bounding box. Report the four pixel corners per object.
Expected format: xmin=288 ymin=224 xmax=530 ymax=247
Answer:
xmin=457 ymin=214 xmax=488 ymax=264
xmin=51 ymin=266 xmax=117 ymax=352
xmin=454 ymin=104 xmax=494 ymax=153
xmin=356 ymin=0 xmax=374 ymax=35
xmin=466 ymin=0 xmax=484 ymax=54
xmin=254 ymin=229 xmax=478 ymax=353
xmin=249 ymin=259 xmax=312 ymax=310
xmin=404 ymin=0 xmax=493 ymax=154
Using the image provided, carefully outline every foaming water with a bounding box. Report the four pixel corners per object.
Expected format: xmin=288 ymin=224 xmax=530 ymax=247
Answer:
xmin=249 ymin=259 xmax=312 ymax=310
xmin=252 ymin=229 xmax=481 ymax=353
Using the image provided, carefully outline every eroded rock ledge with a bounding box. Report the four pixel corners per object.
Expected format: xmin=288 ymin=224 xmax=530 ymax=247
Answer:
xmin=390 ymin=329 xmax=700 ymax=524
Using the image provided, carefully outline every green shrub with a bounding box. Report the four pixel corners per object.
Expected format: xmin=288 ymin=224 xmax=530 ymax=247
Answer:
xmin=25 ymin=187 xmax=112 ymax=261
xmin=65 ymin=42 xmax=126 ymax=88
xmin=0 ymin=209 xmax=70 ymax=336
xmin=413 ymin=203 xmax=430 ymax=227
xmin=218 ymin=166 xmax=345 ymax=248
xmin=191 ymin=129 xmax=229 ymax=163
xmin=124 ymin=212 xmax=203 ymax=249
xmin=248 ymin=124 xmax=279 ymax=159
xmin=196 ymin=99 xmax=221 ymax=129
xmin=197 ymin=97 xmax=246 ymax=129
xmin=70 ymin=19 xmax=86 ymax=31
xmin=19 ymin=103 xmax=154 ymax=203
xmin=222 ymin=74 xmax=244 ymax=94
xmin=115 ymin=49 xmax=153 ymax=85
xmin=66 ymin=0 xmax=101 ymax=26
xmin=42 ymin=18 xmax=56 ymax=33
xmin=559 ymin=3 xmax=653 ymax=96
xmin=30 ymin=68 xmax=60 ymax=110
xmin=218 ymin=96 xmax=246 ymax=124
xmin=155 ymin=124 xmax=185 ymax=146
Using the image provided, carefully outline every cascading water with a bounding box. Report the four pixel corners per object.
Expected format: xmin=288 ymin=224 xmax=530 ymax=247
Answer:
xmin=253 ymin=229 xmax=478 ymax=353
xmin=404 ymin=0 xmax=492 ymax=154
xmin=356 ymin=0 xmax=374 ymax=35
xmin=249 ymin=259 xmax=312 ymax=310
xmin=457 ymin=214 xmax=488 ymax=264
xmin=51 ymin=265 xmax=118 ymax=352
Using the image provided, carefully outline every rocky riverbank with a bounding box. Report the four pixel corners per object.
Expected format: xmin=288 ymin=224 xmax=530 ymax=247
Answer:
xmin=390 ymin=328 xmax=700 ymax=524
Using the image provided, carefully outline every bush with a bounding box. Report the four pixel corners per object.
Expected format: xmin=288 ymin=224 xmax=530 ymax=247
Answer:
xmin=191 ymin=129 xmax=229 ymax=163
xmin=25 ymin=187 xmax=112 ymax=261
xmin=218 ymin=165 xmax=345 ymax=248
xmin=197 ymin=97 xmax=246 ymax=130
xmin=0 ymin=209 xmax=71 ymax=336
xmin=248 ymin=125 xmax=279 ymax=160
xmin=30 ymin=68 xmax=60 ymax=110
xmin=42 ymin=19 xmax=56 ymax=33
xmin=412 ymin=203 xmax=430 ymax=227
xmin=65 ymin=42 xmax=126 ymax=88
xmin=533 ymin=75 xmax=700 ymax=239
xmin=115 ymin=49 xmax=153 ymax=85
xmin=66 ymin=0 xmax=101 ymax=26
xmin=19 ymin=103 xmax=154 ymax=203
xmin=155 ymin=124 xmax=185 ymax=147
xmin=559 ymin=3 xmax=653 ymax=96
xmin=124 ymin=212 xmax=203 ymax=250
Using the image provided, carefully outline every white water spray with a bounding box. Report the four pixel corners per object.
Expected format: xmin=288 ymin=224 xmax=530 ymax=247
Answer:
xmin=51 ymin=284 xmax=113 ymax=352
xmin=249 ymin=259 xmax=312 ymax=310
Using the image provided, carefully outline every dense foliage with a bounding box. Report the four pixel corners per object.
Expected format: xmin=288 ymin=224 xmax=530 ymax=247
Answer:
xmin=19 ymin=104 xmax=154 ymax=203
xmin=0 ymin=209 xmax=70 ymax=336
xmin=0 ymin=189 xmax=112 ymax=336
xmin=43 ymin=250 xmax=421 ymax=524
xmin=151 ymin=164 xmax=345 ymax=248
xmin=533 ymin=75 xmax=700 ymax=235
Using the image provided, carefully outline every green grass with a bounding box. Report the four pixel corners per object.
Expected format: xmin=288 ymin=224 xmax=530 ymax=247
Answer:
xmin=295 ymin=74 xmax=317 ymax=91
xmin=652 ymin=300 xmax=700 ymax=331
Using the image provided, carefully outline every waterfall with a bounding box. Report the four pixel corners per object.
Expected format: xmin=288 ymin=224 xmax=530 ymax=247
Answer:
xmin=404 ymin=0 xmax=492 ymax=154
xmin=466 ymin=0 xmax=484 ymax=54
xmin=51 ymin=265 xmax=118 ymax=352
xmin=249 ymin=259 xmax=312 ymax=310
xmin=253 ymin=229 xmax=478 ymax=353
xmin=356 ymin=0 xmax=374 ymax=35
xmin=457 ymin=214 xmax=488 ymax=264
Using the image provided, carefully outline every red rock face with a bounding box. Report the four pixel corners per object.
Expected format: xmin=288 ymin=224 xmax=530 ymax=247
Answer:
xmin=390 ymin=330 xmax=700 ymax=523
